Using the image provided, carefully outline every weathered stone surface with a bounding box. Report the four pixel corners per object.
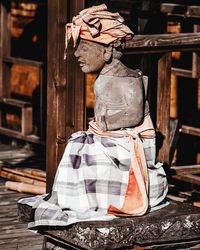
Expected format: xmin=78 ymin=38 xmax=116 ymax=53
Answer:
xmin=18 ymin=203 xmax=33 ymax=223
xmin=18 ymin=201 xmax=200 ymax=249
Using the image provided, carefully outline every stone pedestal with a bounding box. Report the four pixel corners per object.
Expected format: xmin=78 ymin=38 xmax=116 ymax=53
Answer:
xmin=18 ymin=201 xmax=200 ymax=249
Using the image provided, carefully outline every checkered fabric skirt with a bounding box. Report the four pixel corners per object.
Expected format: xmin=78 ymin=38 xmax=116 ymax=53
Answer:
xmin=18 ymin=130 xmax=168 ymax=229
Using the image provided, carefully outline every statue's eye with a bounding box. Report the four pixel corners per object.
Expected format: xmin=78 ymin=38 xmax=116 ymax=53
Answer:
xmin=82 ymin=46 xmax=88 ymax=52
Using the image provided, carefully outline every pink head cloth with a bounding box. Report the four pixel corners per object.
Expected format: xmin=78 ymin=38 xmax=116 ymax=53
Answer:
xmin=64 ymin=4 xmax=134 ymax=58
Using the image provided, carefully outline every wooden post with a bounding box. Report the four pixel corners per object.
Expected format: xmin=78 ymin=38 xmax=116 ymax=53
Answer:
xmin=46 ymin=0 xmax=67 ymax=191
xmin=192 ymin=25 xmax=200 ymax=79
xmin=22 ymin=107 xmax=33 ymax=135
xmin=157 ymin=52 xmax=172 ymax=164
xmin=46 ymin=0 xmax=85 ymax=191
xmin=0 ymin=1 xmax=11 ymax=127
xmin=65 ymin=0 xmax=85 ymax=135
xmin=0 ymin=4 xmax=2 ymax=97
xmin=0 ymin=1 xmax=11 ymax=98
xmin=170 ymin=73 xmax=178 ymax=118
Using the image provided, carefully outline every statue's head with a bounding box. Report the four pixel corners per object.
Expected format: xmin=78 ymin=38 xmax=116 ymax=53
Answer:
xmin=65 ymin=4 xmax=134 ymax=73
xmin=74 ymin=39 xmax=112 ymax=73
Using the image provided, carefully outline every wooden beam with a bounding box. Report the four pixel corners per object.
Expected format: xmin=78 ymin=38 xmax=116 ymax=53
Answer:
xmin=187 ymin=6 xmax=200 ymax=18
xmin=3 ymin=56 xmax=44 ymax=67
xmin=125 ymin=33 xmax=200 ymax=54
xmin=11 ymin=0 xmax=45 ymax=4
xmin=156 ymin=53 xmax=171 ymax=164
xmin=180 ymin=125 xmax=200 ymax=137
xmin=171 ymin=68 xmax=192 ymax=78
xmin=173 ymin=174 xmax=200 ymax=186
xmin=0 ymin=127 xmax=44 ymax=145
xmin=160 ymin=3 xmax=187 ymax=16
xmin=0 ymin=98 xmax=32 ymax=108
xmin=160 ymin=3 xmax=200 ymax=19
xmin=171 ymin=165 xmax=200 ymax=175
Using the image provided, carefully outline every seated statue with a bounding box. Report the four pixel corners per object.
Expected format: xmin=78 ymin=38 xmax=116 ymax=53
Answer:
xmin=18 ymin=4 xmax=168 ymax=229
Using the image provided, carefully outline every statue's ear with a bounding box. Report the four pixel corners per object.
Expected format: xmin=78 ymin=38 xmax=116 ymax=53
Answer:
xmin=103 ymin=45 xmax=112 ymax=62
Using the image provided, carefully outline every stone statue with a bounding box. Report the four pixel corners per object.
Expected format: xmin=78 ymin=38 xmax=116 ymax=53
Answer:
xmin=74 ymin=39 xmax=149 ymax=131
xmin=18 ymin=4 xmax=168 ymax=229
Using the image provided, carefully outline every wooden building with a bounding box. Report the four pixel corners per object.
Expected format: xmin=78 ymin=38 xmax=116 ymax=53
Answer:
xmin=0 ymin=0 xmax=200 ymax=192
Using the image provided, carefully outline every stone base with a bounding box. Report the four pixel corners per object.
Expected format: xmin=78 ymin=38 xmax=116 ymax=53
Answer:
xmin=18 ymin=201 xmax=200 ymax=249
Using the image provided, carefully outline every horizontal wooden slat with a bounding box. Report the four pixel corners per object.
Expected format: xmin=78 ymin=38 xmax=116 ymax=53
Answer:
xmin=0 ymin=127 xmax=45 ymax=145
xmin=171 ymin=68 xmax=193 ymax=78
xmin=0 ymin=147 xmax=33 ymax=161
xmin=11 ymin=0 xmax=45 ymax=3
xmin=0 ymin=98 xmax=32 ymax=108
xmin=125 ymin=33 xmax=200 ymax=54
xmin=160 ymin=3 xmax=200 ymax=18
xmin=171 ymin=165 xmax=200 ymax=175
xmin=166 ymin=194 xmax=187 ymax=203
xmin=180 ymin=125 xmax=200 ymax=137
xmin=160 ymin=3 xmax=187 ymax=15
xmin=0 ymin=241 xmax=44 ymax=250
xmin=3 ymin=56 xmax=44 ymax=67
xmin=188 ymin=5 xmax=200 ymax=18
xmin=173 ymin=174 xmax=200 ymax=186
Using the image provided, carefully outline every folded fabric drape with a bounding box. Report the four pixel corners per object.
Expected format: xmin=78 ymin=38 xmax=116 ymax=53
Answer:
xmin=88 ymin=115 xmax=155 ymax=216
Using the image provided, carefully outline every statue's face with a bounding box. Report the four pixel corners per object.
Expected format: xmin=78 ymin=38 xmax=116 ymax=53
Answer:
xmin=74 ymin=39 xmax=106 ymax=73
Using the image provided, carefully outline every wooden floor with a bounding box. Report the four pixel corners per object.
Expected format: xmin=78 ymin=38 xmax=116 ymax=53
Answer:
xmin=0 ymin=178 xmax=44 ymax=250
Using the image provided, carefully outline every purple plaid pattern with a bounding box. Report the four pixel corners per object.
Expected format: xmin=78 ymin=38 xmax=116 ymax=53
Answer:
xmin=18 ymin=131 xmax=168 ymax=229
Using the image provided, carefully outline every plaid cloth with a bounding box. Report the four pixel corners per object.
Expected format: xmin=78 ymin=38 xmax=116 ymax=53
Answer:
xmin=18 ymin=127 xmax=168 ymax=229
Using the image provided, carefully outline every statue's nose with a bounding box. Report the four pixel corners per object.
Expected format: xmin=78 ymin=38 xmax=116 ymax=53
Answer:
xmin=74 ymin=49 xmax=79 ymax=58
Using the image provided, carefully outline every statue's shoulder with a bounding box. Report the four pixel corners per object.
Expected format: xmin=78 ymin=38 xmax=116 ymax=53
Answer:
xmin=126 ymin=68 xmax=143 ymax=78
xmin=113 ymin=61 xmax=143 ymax=78
xmin=100 ymin=60 xmax=144 ymax=78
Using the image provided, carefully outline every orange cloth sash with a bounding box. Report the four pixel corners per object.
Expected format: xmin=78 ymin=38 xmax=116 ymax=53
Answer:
xmin=88 ymin=115 xmax=155 ymax=216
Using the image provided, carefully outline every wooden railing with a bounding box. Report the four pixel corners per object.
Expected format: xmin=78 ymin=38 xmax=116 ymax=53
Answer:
xmin=125 ymin=32 xmax=200 ymax=164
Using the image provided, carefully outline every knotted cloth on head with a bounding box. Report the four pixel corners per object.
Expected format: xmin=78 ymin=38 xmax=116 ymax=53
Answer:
xmin=64 ymin=4 xmax=134 ymax=58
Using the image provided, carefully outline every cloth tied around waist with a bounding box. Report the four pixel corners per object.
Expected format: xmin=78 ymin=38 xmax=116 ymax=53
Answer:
xmin=88 ymin=115 xmax=155 ymax=216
